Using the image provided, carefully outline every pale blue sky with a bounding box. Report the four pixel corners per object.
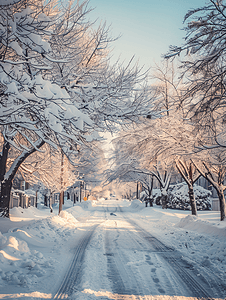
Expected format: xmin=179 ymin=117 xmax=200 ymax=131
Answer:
xmin=89 ymin=0 xmax=205 ymax=69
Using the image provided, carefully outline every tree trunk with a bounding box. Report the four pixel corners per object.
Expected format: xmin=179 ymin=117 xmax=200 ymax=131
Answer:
xmin=49 ymin=191 xmax=53 ymax=213
xmin=59 ymin=191 xmax=64 ymax=215
xmin=217 ymin=189 xmax=226 ymax=221
xmin=161 ymin=194 xmax=168 ymax=209
xmin=35 ymin=191 xmax=38 ymax=208
xmin=136 ymin=182 xmax=139 ymax=199
xmin=0 ymin=141 xmax=11 ymax=217
xmin=188 ymin=184 xmax=197 ymax=216
xmin=44 ymin=195 xmax=48 ymax=206
xmin=0 ymin=139 xmax=45 ymax=218
xmin=0 ymin=179 xmax=12 ymax=217
xmin=0 ymin=141 xmax=10 ymax=182
xmin=149 ymin=190 xmax=153 ymax=206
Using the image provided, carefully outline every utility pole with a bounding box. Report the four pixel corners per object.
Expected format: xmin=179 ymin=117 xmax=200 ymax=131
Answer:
xmin=59 ymin=150 xmax=64 ymax=214
xmin=79 ymin=181 xmax=82 ymax=202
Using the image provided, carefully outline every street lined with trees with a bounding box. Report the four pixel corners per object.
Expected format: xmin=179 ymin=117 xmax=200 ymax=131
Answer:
xmin=1 ymin=1 xmax=226 ymax=299
xmin=1 ymin=0 xmax=226 ymax=222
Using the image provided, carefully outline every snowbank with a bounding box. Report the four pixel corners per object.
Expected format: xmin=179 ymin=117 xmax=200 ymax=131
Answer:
xmin=0 ymin=207 xmax=85 ymax=295
xmin=0 ymin=206 xmax=53 ymax=234
xmin=51 ymin=211 xmax=79 ymax=227
xmin=124 ymin=199 xmax=145 ymax=211
xmin=10 ymin=206 xmax=47 ymax=221
xmin=120 ymin=199 xmax=131 ymax=206
xmin=0 ymin=231 xmax=50 ymax=286
xmin=177 ymin=215 xmax=226 ymax=237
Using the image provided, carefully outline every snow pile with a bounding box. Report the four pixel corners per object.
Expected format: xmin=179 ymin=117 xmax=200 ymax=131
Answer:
xmin=10 ymin=207 xmax=43 ymax=221
xmin=50 ymin=211 xmax=79 ymax=229
xmin=0 ymin=207 xmax=85 ymax=295
xmin=177 ymin=215 xmax=226 ymax=237
xmin=0 ymin=231 xmax=53 ymax=287
xmin=67 ymin=205 xmax=86 ymax=215
xmin=127 ymin=199 xmax=145 ymax=211
xmin=58 ymin=211 xmax=79 ymax=224
xmin=10 ymin=207 xmax=31 ymax=218
xmin=0 ymin=206 xmax=52 ymax=234
xmin=168 ymin=183 xmax=211 ymax=210
xmin=120 ymin=199 xmax=131 ymax=206
xmin=173 ymin=215 xmax=226 ymax=279
xmin=66 ymin=203 xmax=93 ymax=221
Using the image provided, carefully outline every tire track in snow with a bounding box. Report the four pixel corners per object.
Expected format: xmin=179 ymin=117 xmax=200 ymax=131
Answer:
xmin=105 ymin=220 xmax=143 ymax=296
xmin=105 ymin=204 xmax=178 ymax=296
xmin=123 ymin=211 xmax=226 ymax=299
xmin=53 ymin=224 xmax=99 ymax=299
xmin=115 ymin=223 xmax=184 ymax=297
xmin=105 ymin=205 xmax=129 ymax=294
xmin=105 ymin=211 xmax=189 ymax=297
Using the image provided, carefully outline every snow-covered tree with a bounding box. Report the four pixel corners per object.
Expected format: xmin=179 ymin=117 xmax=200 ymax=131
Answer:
xmin=0 ymin=0 xmax=155 ymax=217
xmin=0 ymin=0 xmax=94 ymax=217
xmin=45 ymin=1 xmax=155 ymax=132
xmin=175 ymin=159 xmax=201 ymax=215
xmin=8 ymin=137 xmax=107 ymax=212
xmin=151 ymin=60 xmax=183 ymax=116
xmin=106 ymin=125 xmax=173 ymax=208
xmin=109 ymin=107 xmax=211 ymax=213
xmin=165 ymin=0 xmax=226 ymax=131
xmin=131 ymin=111 xmax=226 ymax=220
xmin=193 ymin=148 xmax=226 ymax=221
xmin=18 ymin=145 xmax=77 ymax=192
xmin=71 ymin=140 xmax=108 ymax=199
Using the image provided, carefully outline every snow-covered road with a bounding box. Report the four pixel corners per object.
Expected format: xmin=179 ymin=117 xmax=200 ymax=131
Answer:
xmin=0 ymin=199 xmax=226 ymax=300
xmin=68 ymin=202 xmax=225 ymax=299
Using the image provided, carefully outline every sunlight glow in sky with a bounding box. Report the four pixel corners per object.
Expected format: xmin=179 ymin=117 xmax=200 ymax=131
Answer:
xmin=89 ymin=0 xmax=205 ymax=69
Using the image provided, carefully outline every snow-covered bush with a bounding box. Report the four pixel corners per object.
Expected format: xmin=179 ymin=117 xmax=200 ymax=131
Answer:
xmin=152 ymin=189 xmax=162 ymax=205
xmin=167 ymin=182 xmax=211 ymax=210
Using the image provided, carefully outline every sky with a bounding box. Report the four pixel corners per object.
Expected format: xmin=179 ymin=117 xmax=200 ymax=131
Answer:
xmin=88 ymin=0 xmax=206 ymax=70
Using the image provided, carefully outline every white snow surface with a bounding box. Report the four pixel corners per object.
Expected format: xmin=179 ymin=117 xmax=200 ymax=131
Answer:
xmin=0 ymin=199 xmax=225 ymax=300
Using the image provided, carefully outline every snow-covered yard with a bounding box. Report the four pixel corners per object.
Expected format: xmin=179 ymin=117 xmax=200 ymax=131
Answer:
xmin=0 ymin=199 xmax=226 ymax=300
